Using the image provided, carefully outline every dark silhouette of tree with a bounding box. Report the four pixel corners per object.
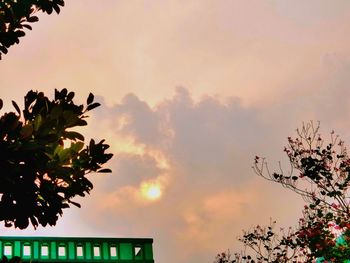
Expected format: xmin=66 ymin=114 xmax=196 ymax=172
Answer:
xmin=0 ymin=0 xmax=65 ymax=59
xmin=0 ymin=89 xmax=112 ymax=229
xmin=215 ymin=122 xmax=350 ymax=262
xmin=8 ymin=257 xmax=21 ymax=263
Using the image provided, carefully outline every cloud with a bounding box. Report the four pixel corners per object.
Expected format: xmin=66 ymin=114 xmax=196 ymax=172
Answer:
xmin=83 ymin=53 xmax=350 ymax=260
xmin=80 ymin=87 xmax=308 ymax=263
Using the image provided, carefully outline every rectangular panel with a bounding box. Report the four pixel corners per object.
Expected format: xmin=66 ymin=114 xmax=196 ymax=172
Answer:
xmin=33 ymin=242 xmax=39 ymax=259
xmin=14 ymin=241 xmax=21 ymax=256
xmin=119 ymin=243 xmax=132 ymax=260
xmin=50 ymin=242 xmax=57 ymax=259
xmin=85 ymin=242 xmax=92 ymax=260
xmin=68 ymin=242 xmax=75 ymax=260
xmin=144 ymin=243 xmax=154 ymax=260
xmin=102 ymin=242 xmax=109 ymax=260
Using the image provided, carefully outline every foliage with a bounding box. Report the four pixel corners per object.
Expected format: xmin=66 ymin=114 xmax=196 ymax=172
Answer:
xmin=0 ymin=89 xmax=112 ymax=229
xmin=0 ymin=0 xmax=65 ymax=59
xmin=215 ymin=122 xmax=350 ymax=262
xmin=214 ymin=250 xmax=239 ymax=263
xmin=0 ymin=256 xmax=22 ymax=263
xmin=215 ymin=220 xmax=310 ymax=263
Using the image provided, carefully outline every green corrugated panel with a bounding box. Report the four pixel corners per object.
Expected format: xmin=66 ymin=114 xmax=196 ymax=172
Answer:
xmin=85 ymin=242 xmax=92 ymax=260
xmin=50 ymin=241 xmax=57 ymax=259
xmin=144 ymin=243 xmax=153 ymax=260
xmin=68 ymin=242 xmax=75 ymax=260
xmin=14 ymin=241 xmax=20 ymax=257
xmin=102 ymin=242 xmax=109 ymax=260
xmin=0 ymin=236 xmax=154 ymax=262
xmin=33 ymin=241 xmax=39 ymax=259
xmin=120 ymin=243 xmax=132 ymax=260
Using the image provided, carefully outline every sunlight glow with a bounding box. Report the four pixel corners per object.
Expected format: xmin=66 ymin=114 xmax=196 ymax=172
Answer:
xmin=141 ymin=182 xmax=162 ymax=201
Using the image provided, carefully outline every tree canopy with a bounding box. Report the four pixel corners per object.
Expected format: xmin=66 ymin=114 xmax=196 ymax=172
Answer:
xmin=0 ymin=89 xmax=112 ymax=229
xmin=215 ymin=122 xmax=350 ymax=262
xmin=0 ymin=0 xmax=65 ymax=59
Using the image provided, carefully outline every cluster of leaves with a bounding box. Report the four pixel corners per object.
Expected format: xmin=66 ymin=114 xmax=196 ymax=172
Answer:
xmin=214 ymin=250 xmax=240 ymax=263
xmin=215 ymin=221 xmax=310 ymax=263
xmin=0 ymin=89 xmax=112 ymax=229
xmin=1 ymin=256 xmax=22 ymax=263
xmin=238 ymin=221 xmax=308 ymax=262
xmin=215 ymin=122 xmax=350 ymax=262
xmin=0 ymin=0 xmax=65 ymax=59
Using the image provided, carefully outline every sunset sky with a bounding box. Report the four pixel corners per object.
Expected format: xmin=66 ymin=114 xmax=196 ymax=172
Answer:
xmin=2 ymin=1 xmax=350 ymax=262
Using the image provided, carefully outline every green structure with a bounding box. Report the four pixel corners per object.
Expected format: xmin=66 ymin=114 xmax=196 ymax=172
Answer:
xmin=0 ymin=236 xmax=154 ymax=263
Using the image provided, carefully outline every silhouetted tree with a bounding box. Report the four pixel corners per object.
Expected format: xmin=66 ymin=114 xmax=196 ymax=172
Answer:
xmin=0 ymin=0 xmax=65 ymax=59
xmin=216 ymin=122 xmax=350 ymax=262
xmin=8 ymin=257 xmax=21 ymax=263
xmin=0 ymin=89 xmax=112 ymax=229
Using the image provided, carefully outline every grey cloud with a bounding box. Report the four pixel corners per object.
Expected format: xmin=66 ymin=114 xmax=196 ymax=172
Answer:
xmin=97 ymin=87 xmax=264 ymax=191
xmin=109 ymin=93 xmax=165 ymax=146
xmin=101 ymin=153 xmax=164 ymax=191
xmin=86 ymin=57 xmax=350 ymax=262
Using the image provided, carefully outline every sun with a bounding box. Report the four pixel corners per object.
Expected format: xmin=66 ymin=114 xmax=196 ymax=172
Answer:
xmin=141 ymin=183 xmax=162 ymax=201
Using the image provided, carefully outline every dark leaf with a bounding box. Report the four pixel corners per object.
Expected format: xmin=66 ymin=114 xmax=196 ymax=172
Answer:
xmin=20 ymin=124 xmax=33 ymax=139
xmin=52 ymin=4 xmax=61 ymax=14
xmin=98 ymin=168 xmax=112 ymax=173
xmin=16 ymin=30 xmax=26 ymax=37
xmin=60 ymin=202 xmax=69 ymax=209
xmin=61 ymin=88 xmax=67 ymax=97
xmin=76 ymin=119 xmax=87 ymax=126
xmin=12 ymin=100 xmax=21 ymax=115
xmin=86 ymin=102 xmax=100 ymax=111
xmin=87 ymin=92 xmax=94 ymax=104
xmin=4 ymin=221 xmax=12 ymax=228
xmin=33 ymin=114 xmax=42 ymax=131
xmin=0 ymin=46 xmax=8 ymax=54
xmin=56 ymin=0 xmax=65 ymax=6
xmin=67 ymin=91 xmax=75 ymax=101
xmin=69 ymin=201 xmax=81 ymax=208
xmin=27 ymin=16 xmax=39 ymax=22
xmin=89 ymin=139 xmax=95 ymax=149
xmin=22 ymin=24 xmax=32 ymax=30
xmin=55 ymin=88 xmax=60 ymax=100
xmin=64 ymin=131 xmax=84 ymax=141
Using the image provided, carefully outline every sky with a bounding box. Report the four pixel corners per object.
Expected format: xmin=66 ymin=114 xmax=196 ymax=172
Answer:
xmin=1 ymin=1 xmax=350 ymax=262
